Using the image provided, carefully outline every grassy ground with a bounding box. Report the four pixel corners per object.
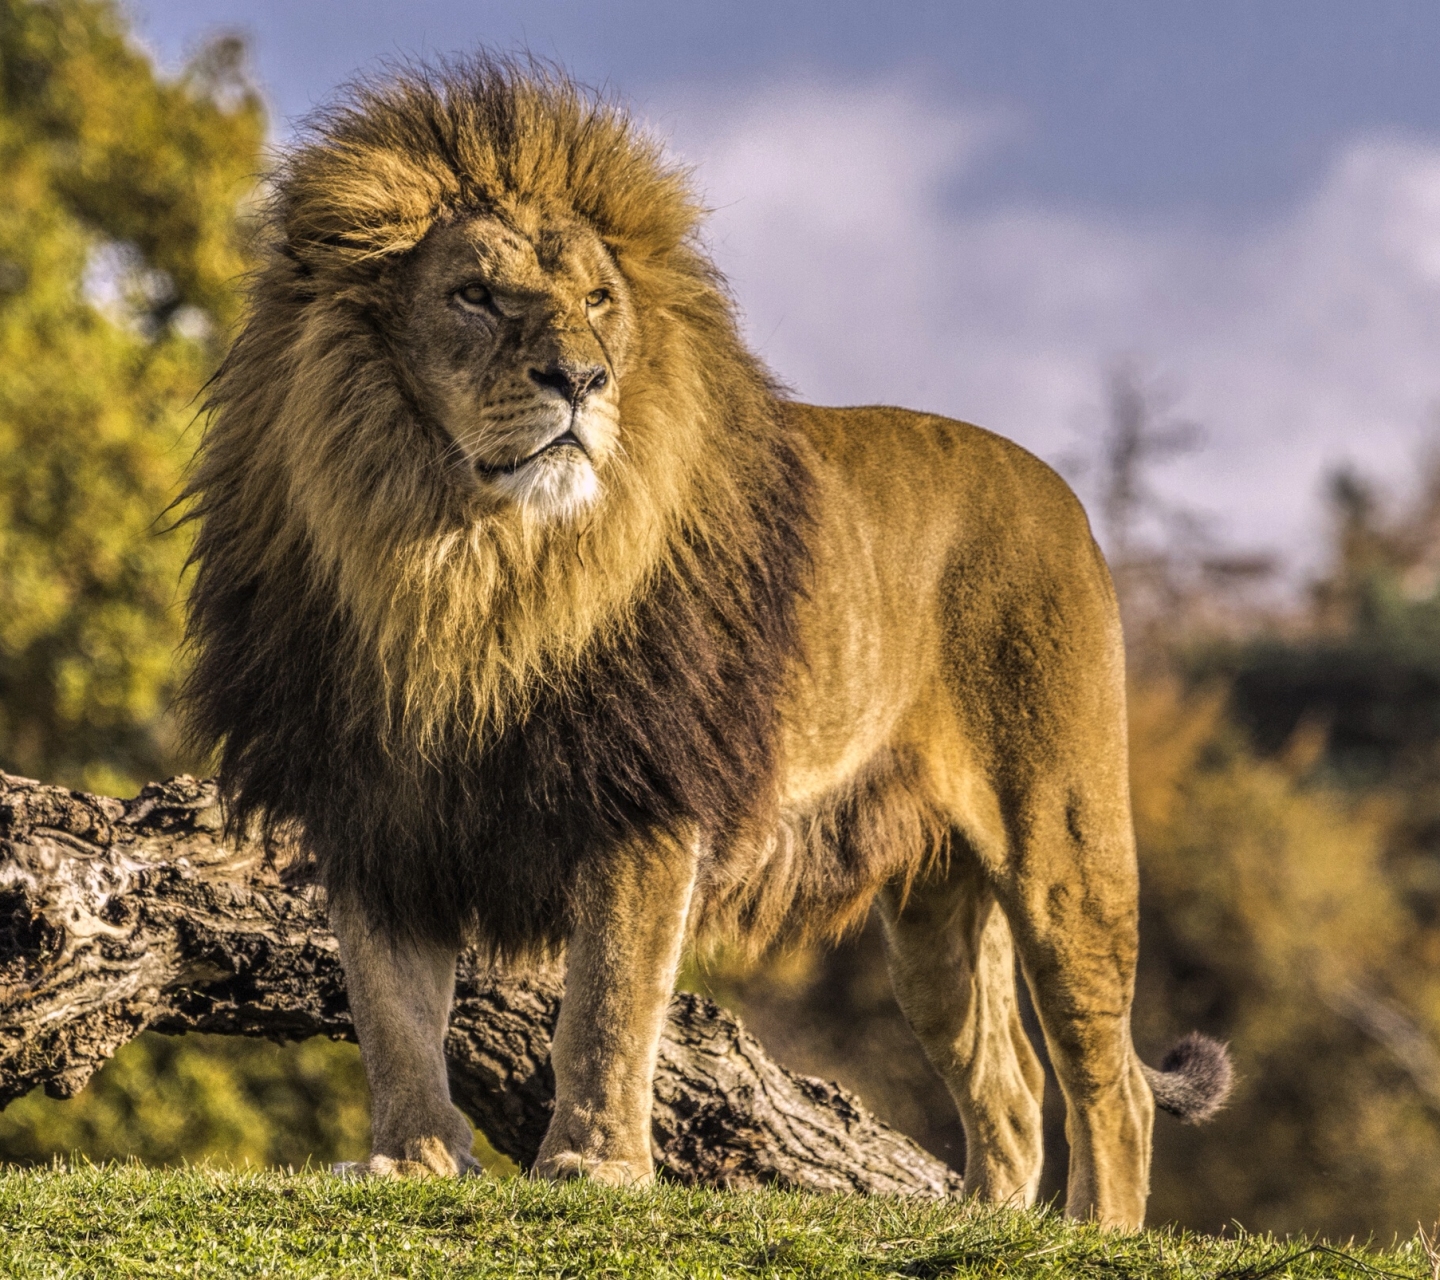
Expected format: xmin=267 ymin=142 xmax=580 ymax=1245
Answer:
xmin=0 ymin=1165 xmax=1433 ymax=1279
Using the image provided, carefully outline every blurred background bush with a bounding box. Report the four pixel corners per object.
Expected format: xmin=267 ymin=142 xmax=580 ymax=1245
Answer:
xmin=2 ymin=0 xmax=1439 ymax=1239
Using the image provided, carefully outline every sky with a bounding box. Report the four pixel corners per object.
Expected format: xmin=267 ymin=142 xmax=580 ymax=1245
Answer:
xmin=128 ymin=1 xmax=1440 ymax=573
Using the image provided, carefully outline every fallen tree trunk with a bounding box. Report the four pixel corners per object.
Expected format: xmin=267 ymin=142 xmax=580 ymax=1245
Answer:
xmin=0 ymin=771 xmax=960 ymax=1197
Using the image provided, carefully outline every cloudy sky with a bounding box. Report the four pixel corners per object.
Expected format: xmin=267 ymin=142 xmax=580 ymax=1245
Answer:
xmin=130 ymin=1 xmax=1440 ymax=571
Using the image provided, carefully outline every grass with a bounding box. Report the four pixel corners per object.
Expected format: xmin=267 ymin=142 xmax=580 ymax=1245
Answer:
xmin=0 ymin=1165 xmax=1434 ymax=1279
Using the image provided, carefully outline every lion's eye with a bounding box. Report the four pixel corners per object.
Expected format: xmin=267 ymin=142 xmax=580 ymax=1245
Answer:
xmin=455 ymin=282 xmax=493 ymax=310
xmin=585 ymin=287 xmax=611 ymax=308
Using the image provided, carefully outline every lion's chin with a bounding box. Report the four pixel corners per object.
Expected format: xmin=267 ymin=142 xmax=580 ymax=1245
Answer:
xmin=485 ymin=450 xmax=600 ymax=522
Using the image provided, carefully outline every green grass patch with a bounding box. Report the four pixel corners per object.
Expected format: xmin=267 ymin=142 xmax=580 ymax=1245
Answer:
xmin=0 ymin=1165 xmax=1431 ymax=1278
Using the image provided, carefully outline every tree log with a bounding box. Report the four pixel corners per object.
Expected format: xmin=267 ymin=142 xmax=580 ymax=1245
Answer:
xmin=0 ymin=771 xmax=961 ymax=1196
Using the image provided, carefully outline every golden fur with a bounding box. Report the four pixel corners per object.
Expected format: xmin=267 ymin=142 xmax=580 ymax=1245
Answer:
xmin=183 ymin=56 xmax=1230 ymax=1227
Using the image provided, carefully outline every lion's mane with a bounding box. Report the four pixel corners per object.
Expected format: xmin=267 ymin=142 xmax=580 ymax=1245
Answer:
xmin=183 ymin=57 xmax=813 ymax=954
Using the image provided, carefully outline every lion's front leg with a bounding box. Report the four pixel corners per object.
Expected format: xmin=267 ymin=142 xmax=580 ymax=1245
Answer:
xmin=534 ymin=840 xmax=698 ymax=1186
xmin=330 ymin=894 xmax=478 ymax=1178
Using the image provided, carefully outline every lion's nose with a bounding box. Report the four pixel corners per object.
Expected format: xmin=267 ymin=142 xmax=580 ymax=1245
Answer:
xmin=529 ymin=361 xmax=609 ymax=404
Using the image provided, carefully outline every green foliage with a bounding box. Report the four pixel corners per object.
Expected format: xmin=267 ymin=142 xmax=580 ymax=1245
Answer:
xmin=1064 ymin=418 xmax=1440 ymax=1234
xmin=0 ymin=1035 xmax=371 ymax=1170
xmin=0 ymin=0 xmax=379 ymax=1183
xmin=0 ymin=0 xmax=263 ymax=794
xmin=1192 ymin=465 xmax=1440 ymax=955
xmin=0 ymin=1166 xmax=1430 ymax=1279
xmin=0 ymin=1033 xmax=517 ymax=1176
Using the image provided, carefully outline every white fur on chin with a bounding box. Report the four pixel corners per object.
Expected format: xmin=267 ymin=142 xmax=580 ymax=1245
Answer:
xmin=490 ymin=451 xmax=601 ymax=522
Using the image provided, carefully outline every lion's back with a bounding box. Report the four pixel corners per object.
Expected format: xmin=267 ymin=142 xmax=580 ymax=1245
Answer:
xmin=786 ymin=402 xmax=1094 ymax=552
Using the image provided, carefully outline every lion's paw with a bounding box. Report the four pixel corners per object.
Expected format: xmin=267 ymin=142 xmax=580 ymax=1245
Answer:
xmin=332 ymin=1155 xmax=432 ymax=1179
xmin=332 ymin=1148 xmax=481 ymax=1180
xmin=532 ymin=1151 xmax=651 ymax=1186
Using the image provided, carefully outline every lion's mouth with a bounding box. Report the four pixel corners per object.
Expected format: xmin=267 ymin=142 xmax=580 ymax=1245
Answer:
xmin=476 ymin=430 xmax=587 ymax=477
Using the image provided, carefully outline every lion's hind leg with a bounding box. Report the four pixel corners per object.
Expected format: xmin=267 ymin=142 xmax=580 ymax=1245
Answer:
xmin=878 ymin=851 xmax=1045 ymax=1208
xmin=988 ymin=786 xmax=1156 ymax=1229
xmin=329 ymin=895 xmax=479 ymax=1179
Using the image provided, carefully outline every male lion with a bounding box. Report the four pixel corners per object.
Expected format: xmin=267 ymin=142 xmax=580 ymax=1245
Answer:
xmin=184 ymin=56 xmax=1231 ymax=1228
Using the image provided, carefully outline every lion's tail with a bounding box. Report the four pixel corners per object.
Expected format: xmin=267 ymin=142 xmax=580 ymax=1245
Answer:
xmin=1140 ymin=1032 xmax=1234 ymax=1124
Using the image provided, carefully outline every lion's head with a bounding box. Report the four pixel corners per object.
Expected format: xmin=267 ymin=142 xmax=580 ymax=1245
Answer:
xmin=188 ymin=57 xmax=793 ymax=756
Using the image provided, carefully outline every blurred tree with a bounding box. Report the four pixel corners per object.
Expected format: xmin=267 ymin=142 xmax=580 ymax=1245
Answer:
xmin=1066 ymin=361 xmax=1278 ymax=656
xmin=1197 ymin=453 xmax=1440 ymax=939
xmin=1130 ymin=681 xmax=1440 ymax=1237
xmin=0 ymin=0 xmax=387 ymax=1176
xmin=1207 ymin=460 xmax=1440 ymax=784
xmin=0 ymin=0 xmax=261 ymax=795
xmin=0 ymin=1035 xmax=371 ymax=1170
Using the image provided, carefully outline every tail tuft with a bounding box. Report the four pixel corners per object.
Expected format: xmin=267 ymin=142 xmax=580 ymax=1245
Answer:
xmin=1141 ymin=1031 xmax=1233 ymax=1124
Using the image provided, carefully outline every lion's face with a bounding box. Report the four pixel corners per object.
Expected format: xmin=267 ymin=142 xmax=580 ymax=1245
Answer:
xmin=398 ymin=211 xmax=634 ymax=523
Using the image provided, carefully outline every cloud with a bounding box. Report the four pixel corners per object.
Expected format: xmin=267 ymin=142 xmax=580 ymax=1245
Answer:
xmin=659 ymin=81 xmax=1440 ymax=568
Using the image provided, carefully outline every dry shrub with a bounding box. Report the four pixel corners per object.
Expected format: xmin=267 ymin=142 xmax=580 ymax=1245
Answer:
xmin=1131 ymin=679 xmax=1440 ymax=1236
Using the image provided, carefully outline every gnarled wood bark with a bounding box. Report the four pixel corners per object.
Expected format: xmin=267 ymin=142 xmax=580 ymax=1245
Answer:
xmin=0 ymin=771 xmax=961 ymax=1196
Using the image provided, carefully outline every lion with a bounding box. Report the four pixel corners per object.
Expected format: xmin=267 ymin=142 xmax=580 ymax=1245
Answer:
xmin=182 ymin=55 xmax=1231 ymax=1228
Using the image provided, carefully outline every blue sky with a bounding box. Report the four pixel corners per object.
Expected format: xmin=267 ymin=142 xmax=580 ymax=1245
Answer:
xmin=129 ymin=1 xmax=1440 ymax=569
